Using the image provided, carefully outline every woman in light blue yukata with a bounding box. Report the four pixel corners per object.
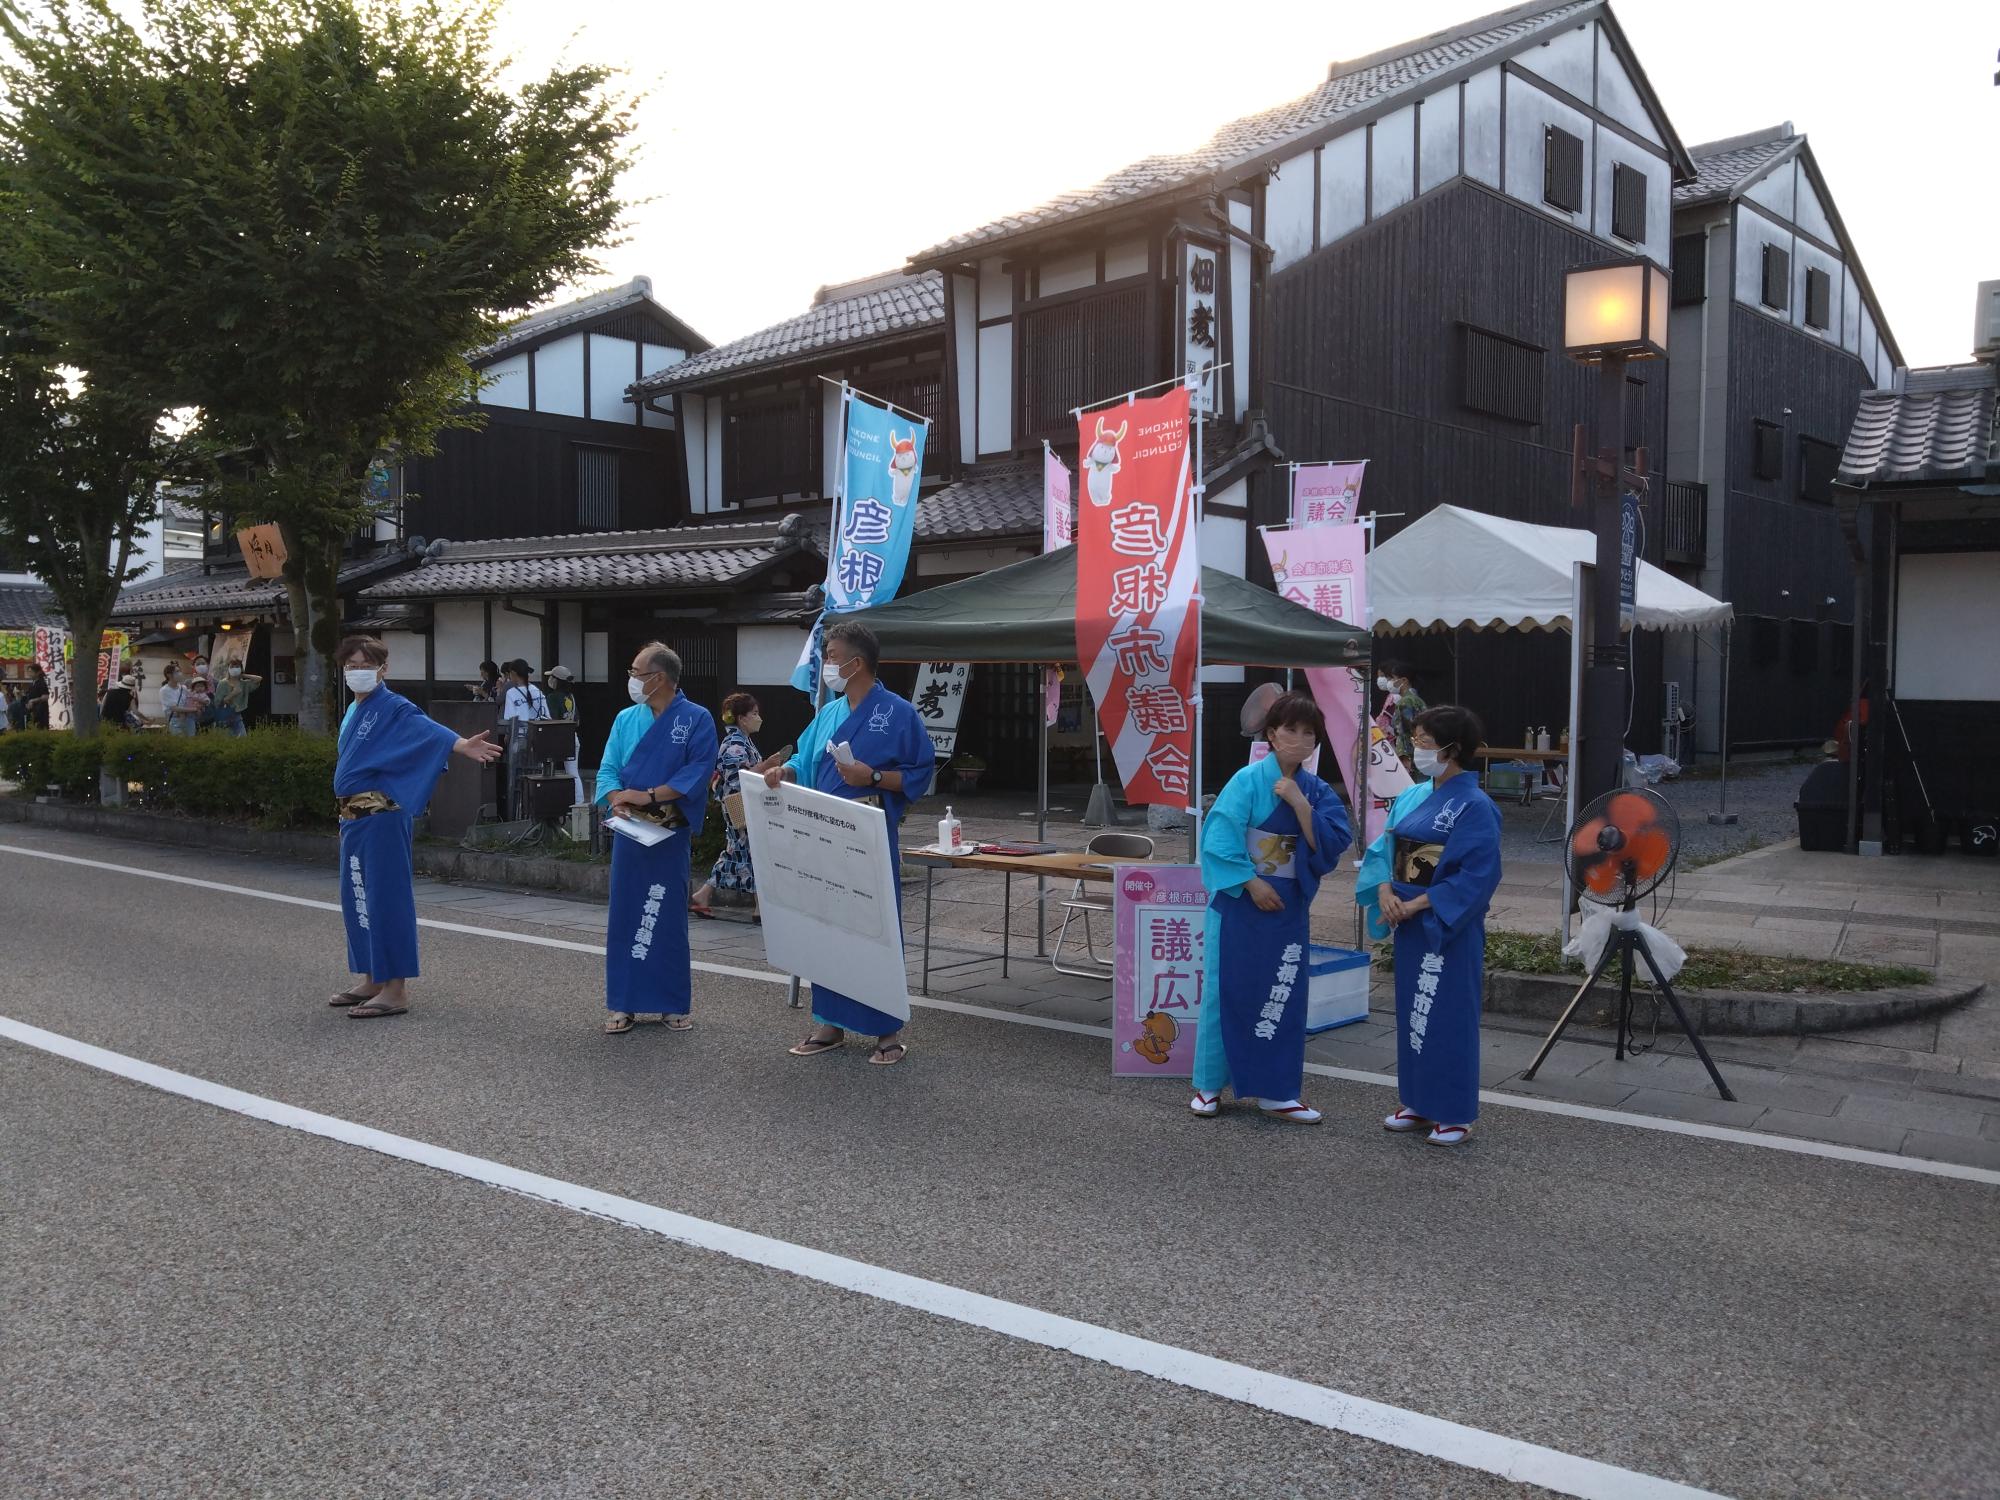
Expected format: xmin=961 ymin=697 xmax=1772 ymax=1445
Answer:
xmin=1357 ymin=704 xmax=1503 ymax=1147
xmin=761 ymin=620 xmax=934 ymax=1066
xmin=1190 ymin=690 xmax=1353 ymax=1123
xmin=595 ymin=642 xmax=719 ymax=1035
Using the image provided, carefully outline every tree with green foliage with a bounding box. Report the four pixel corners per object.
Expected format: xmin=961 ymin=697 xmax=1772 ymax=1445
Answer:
xmin=0 ymin=299 xmax=175 ymax=736
xmin=0 ymin=0 xmax=633 ymax=730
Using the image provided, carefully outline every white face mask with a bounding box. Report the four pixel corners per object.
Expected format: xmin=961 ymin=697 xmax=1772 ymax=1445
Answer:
xmin=1413 ymin=746 xmax=1447 ymax=778
xmin=627 ymin=674 xmax=652 ymax=705
xmin=344 ymin=667 xmax=381 ymax=694
xmin=822 ymin=661 xmax=852 ymax=694
xmin=1376 ymin=675 xmax=1392 ymax=691
xmin=228 ymin=666 xmax=242 ymax=677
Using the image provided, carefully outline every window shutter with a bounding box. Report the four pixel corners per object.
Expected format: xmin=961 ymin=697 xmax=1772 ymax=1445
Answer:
xmin=1752 ymin=420 xmax=1783 ymax=482
xmin=1462 ymin=326 xmax=1545 ymax=425
xmin=1611 ymin=163 xmax=1647 ymax=244
xmin=1761 ymin=244 xmax=1790 ymax=311
xmin=576 ymin=447 xmax=620 ymax=530
xmin=1670 ymin=233 xmax=1706 ymax=305
xmin=1542 ymin=127 xmax=1584 ymax=214
xmin=1804 ymin=268 xmax=1832 ymax=330
xmin=1798 ymin=437 xmax=1839 ymax=502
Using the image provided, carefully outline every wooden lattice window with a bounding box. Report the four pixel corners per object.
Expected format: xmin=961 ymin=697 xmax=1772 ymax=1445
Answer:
xmin=1462 ymin=326 xmax=1545 ymax=425
xmin=1543 ymin=127 xmax=1584 ymax=213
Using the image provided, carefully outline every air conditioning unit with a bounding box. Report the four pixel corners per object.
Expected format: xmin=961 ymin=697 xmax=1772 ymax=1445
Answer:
xmin=1977 ymin=280 xmax=2000 ymax=360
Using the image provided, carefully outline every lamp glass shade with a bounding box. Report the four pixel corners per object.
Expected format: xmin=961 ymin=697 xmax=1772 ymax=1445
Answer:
xmin=1563 ymin=262 xmax=1666 ymax=359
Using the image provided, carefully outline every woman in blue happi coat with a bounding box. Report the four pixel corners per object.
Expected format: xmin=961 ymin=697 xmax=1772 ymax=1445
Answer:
xmin=1190 ymin=691 xmax=1353 ymax=1123
xmin=329 ymin=635 xmax=502 ymax=1020
xmin=596 ymin=642 xmax=720 ymax=1035
xmin=761 ymin=620 xmax=935 ymax=1066
xmin=1357 ymin=705 xmax=1503 ymax=1147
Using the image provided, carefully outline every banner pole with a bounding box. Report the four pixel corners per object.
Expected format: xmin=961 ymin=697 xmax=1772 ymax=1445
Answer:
xmin=1189 ymin=376 xmax=1206 ymax=865
xmin=1355 ymin=515 xmax=1376 ymax=948
xmin=1072 ymin=364 xmax=1233 ymax=419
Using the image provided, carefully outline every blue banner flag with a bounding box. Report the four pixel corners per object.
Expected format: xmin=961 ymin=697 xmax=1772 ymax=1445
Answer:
xmin=793 ymin=392 xmax=928 ymax=693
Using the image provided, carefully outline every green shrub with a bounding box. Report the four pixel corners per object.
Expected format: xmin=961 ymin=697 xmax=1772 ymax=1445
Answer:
xmin=8 ymin=726 xmax=341 ymax=828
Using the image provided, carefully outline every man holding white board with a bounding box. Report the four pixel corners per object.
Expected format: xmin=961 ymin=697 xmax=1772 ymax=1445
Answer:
xmin=762 ymin=621 xmax=935 ymax=1065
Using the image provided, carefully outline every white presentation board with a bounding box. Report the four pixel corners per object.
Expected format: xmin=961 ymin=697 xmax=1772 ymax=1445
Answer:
xmin=741 ymin=780 xmax=911 ymax=1024
xmin=1896 ymin=552 xmax=2000 ymax=702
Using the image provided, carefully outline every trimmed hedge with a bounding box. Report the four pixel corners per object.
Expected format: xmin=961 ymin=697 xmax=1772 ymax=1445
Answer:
xmin=0 ymin=728 xmax=339 ymax=828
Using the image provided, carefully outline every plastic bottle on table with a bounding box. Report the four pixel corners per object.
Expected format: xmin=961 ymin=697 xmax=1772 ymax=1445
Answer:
xmin=939 ymin=805 xmax=963 ymax=854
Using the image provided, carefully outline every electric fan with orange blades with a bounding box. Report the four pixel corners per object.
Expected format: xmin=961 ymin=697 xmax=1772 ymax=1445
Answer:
xmin=1566 ymin=786 xmax=1680 ymax=907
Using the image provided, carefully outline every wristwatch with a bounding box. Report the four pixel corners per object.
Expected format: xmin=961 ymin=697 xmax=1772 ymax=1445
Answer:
xmin=870 ymin=768 xmax=884 ymax=786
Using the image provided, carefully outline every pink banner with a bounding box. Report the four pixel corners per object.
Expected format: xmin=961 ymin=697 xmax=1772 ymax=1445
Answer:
xmin=1291 ymin=461 xmax=1367 ymax=527
xmin=1043 ymin=446 xmax=1074 ymax=553
xmin=1261 ymin=524 xmax=1412 ymax=846
xmin=1113 ymin=864 xmax=1206 ymax=1076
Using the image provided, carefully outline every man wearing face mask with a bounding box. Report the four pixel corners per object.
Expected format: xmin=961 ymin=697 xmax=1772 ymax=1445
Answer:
xmin=761 ymin=621 xmax=935 ymax=1065
xmin=593 ymin=643 xmax=719 ymax=1035
xmin=329 ymin=636 xmax=502 ymax=1020
xmin=1188 ymin=692 xmax=1353 ymax=1123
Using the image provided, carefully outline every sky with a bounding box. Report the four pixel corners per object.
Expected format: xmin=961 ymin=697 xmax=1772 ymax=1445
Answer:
xmin=492 ymin=0 xmax=1998 ymax=369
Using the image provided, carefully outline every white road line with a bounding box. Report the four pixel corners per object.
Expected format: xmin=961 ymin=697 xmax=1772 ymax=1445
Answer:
xmin=0 ymin=1013 xmax=1726 ymax=1500
xmin=6 ymin=838 xmax=1996 ymax=1187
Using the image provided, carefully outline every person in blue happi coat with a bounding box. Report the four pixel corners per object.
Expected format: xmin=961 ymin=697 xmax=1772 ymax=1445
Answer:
xmin=329 ymin=635 xmax=503 ymax=1020
xmin=761 ymin=620 xmax=934 ymax=1066
xmin=1357 ymin=705 xmax=1503 ymax=1147
xmin=1189 ymin=691 xmax=1353 ymax=1123
xmin=596 ymin=642 xmax=720 ymax=1035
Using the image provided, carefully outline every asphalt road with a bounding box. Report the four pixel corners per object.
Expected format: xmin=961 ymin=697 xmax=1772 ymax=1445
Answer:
xmin=2 ymin=828 xmax=1995 ymax=1499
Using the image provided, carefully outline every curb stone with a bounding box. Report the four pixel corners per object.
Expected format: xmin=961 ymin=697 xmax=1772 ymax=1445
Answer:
xmin=1482 ymin=967 xmax=1982 ymax=1037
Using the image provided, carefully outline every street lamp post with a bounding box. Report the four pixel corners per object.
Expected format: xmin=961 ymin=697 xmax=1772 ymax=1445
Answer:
xmin=1563 ymin=258 xmax=1669 ymax=808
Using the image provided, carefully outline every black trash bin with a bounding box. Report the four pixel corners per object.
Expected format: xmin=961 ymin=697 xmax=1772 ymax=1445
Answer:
xmin=1795 ymin=761 xmax=1848 ymax=853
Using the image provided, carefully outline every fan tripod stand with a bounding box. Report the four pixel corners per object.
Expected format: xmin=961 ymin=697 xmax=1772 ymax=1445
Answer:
xmin=1521 ymin=901 xmax=1735 ymax=1101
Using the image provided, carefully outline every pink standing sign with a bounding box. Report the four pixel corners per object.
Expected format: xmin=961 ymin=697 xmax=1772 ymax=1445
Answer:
xmin=1112 ymin=864 xmax=1207 ymax=1077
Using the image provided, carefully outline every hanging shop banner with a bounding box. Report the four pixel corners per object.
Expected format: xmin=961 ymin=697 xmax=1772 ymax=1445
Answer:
xmin=912 ymin=660 xmax=971 ymax=758
xmin=1075 ymin=386 xmax=1199 ymax=808
xmin=236 ymin=524 xmax=288 ymax=580
xmin=1261 ymin=523 xmax=1407 ymax=845
xmin=1112 ymin=864 xmax=1207 ymax=1077
xmin=34 ymin=627 xmax=74 ymax=731
xmin=793 ymin=392 xmax=929 ymax=692
xmin=1290 ymin=461 xmax=1368 ymax=527
xmin=1619 ymin=491 xmax=1640 ymax=633
xmin=1182 ymin=242 xmax=1220 ymax=416
xmin=19 ymin=626 xmax=131 ymax=729
xmin=1043 ymin=446 xmax=1073 ymax=553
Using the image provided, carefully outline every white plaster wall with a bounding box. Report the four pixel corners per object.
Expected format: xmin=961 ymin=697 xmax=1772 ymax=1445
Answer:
xmin=490 ymin=606 xmax=543 ymax=672
xmin=1104 ymin=237 xmax=1148 ymax=281
xmin=1198 ymin=497 xmax=1247 ymax=685
xmin=705 ymin=407 xmax=724 ymax=509
xmin=481 ymin=353 xmax=530 ymax=410
xmin=1512 ymin=19 xmax=1594 ymax=97
xmin=1875 ymin=343 xmax=1894 ymax=391
xmin=1266 ymin=149 xmax=1317 ymax=269
xmin=641 ymin=343 xmax=684 ymax=378
xmin=680 ymin=394 xmax=711 ymax=512
xmin=583 ymin=631 xmax=609 ymax=683
xmin=434 ymin=600 xmax=486 ymax=680
xmin=1462 ymin=66 xmax=1502 ymax=186
xmin=1592 ymin=129 xmax=1670 ymax=266
xmin=1841 ymin=267 xmax=1862 ymax=353
xmin=737 ymin=624 xmax=809 ymax=685
xmin=1418 ymin=87 xmax=1459 ymax=195
xmin=1733 ymin=204 xmax=1791 ymax=309
xmin=1860 ymin=308 xmax=1878 ymax=374
xmin=1503 ymin=75 xmax=1593 ymax=232
xmin=1319 ymin=130 xmax=1367 ymax=244
xmin=1743 ymin=161 xmax=1795 ymax=222
xmin=953 ymin=271 xmax=978 ymax=464
xmin=588 ymin=334 xmax=635 ymax=424
xmin=1039 ymin=248 xmax=1096 ymax=297
xmin=977 ymin=324 xmax=1012 ymax=455
xmin=977 ymin=259 xmax=1012 ymax=320
xmin=1370 ymin=105 xmax=1417 ymax=219
xmin=1593 ymin=27 xmax=1664 ymax=146
xmin=1793 ymin=239 xmax=1843 ymax=345
xmin=533 ymin=335 xmax=586 ymax=418
xmin=1228 ymin=199 xmax=1253 ymax=421
xmin=1794 ymin=171 xmax=1836 ymax=246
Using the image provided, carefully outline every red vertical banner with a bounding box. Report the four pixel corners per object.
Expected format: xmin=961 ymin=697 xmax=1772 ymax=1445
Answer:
xmin=1075 ymin=387 xmax=1199 ymax=807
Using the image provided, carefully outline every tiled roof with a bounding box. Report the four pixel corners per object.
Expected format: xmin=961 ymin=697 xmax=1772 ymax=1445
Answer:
xmin=358 ymin=518 xmax=818 ymax=601
xmin=1675 ymin=125 xmax=1799 ymax=207
xmin=112 ymin=549 xmax=413 ymax=621
xmin=1838 ymin=364 xmax=1998 ymax=488
xmin=478 ymin=276 xmax=709 ymax=363
xmin=633 ymin=272 xmax=946 ymax=395
xmin=912 ymin=1 xmax=1602 ymax=262
xmin=0 ymin=584 xmax=60 ymax=632
xmin=917 ymin=464 xmax=1044 ymax=543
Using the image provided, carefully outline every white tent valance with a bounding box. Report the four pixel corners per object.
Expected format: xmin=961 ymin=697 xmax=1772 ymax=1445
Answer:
xmin=1368 ymin=505 xmax=1733 ymax=634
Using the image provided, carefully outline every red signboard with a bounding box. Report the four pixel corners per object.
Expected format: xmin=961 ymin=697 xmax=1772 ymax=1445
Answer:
xmin=1075 ymin=387 xmax=1199 ymax=808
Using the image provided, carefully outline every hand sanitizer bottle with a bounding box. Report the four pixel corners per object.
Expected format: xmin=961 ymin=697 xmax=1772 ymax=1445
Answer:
xmin=939 ymin=805 xmax=963 ymax=854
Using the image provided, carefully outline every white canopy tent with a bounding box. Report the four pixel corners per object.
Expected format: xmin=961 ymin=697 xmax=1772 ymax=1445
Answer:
xmin=1365 ymin=505 xmax=1735 ymax=940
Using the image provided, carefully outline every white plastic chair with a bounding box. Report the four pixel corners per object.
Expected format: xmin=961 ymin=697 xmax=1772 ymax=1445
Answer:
xmin=1050 ymin=832 xmax=1156 ymax=978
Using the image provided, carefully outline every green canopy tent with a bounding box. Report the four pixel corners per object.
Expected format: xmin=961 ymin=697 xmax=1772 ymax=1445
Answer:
xmin=840 ymin=545 xmax=1370 ymax=666
xmin=838 ymin=546 xmax=1372 ymax=901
